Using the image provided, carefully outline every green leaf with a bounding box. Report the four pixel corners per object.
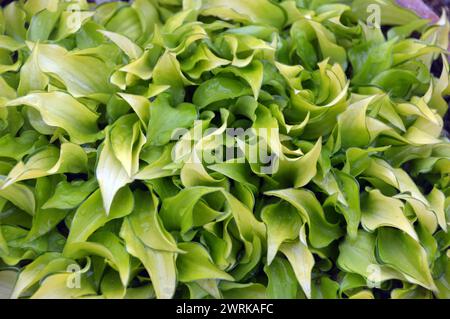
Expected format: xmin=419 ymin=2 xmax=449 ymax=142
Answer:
xmin=265 ymin=188 xmax=343 ymax=248
xmin=0 ymin=180 xmax=35 ymax=215
xmin=3 ymin=143 xmax=88 ymax=188
xmin=128 ymin=189 xmax=180 ymax=253
xmin=25 ymin=176 xmax=68 ymax=241
xmin=98 ymin=30 xmax=143 ymax=60
xmin=152 ymin=51 xmax=191 ymax=105
xmin=65 ymin=231 xmax=131 ymax=286
xmin=274 ymin=138 xmax=322 ymax=188
xmin=311 ymin=276 xmax=339 ymax=299
xmin=177 ymin=242 xmax=234 ymax=282
xmin=42 ymin=178 xmax=98 ymax=210
xmin=65 ymin=187 xmax=134 ymax=245
xmin=0 ymin=0 xmax=448 ymax=300
xmin=261 ymin=201 xmax=302 ymax=264
xmin=377 ymin=228 xmax=436 ymax=291
xmin=110 ymin=114 xmax=145 ymax=177
xmin=264 ymin=257 xmax=298 ymax=299
xmin=200 ymin=0 xmax=286 ymax=29
xmin=193 ymin=76 xmax=252 ymax=109
xmin=120 ymin=218 xmax=176 ymax=299
xmin=279 ymin=239 xmax=314 ymax=299
xmin=337 ymin=230 xmax=402 ymax=284
xmin=6 ymin=92 xmax=100 ymax=144
xmin=31 ymin=272 xmax=96 ymax=299
xmin=361 ymin=189 xmax=418 ymax=241
xmin=11 ymin=252 xmax=74 ymax=299
xmin=147 ymin=94 xmax=197 ymax=146
xmin=29 ymin=42 xmax=116 ymax=98
xmin=96 ymin=128 xmax=133 ymax=214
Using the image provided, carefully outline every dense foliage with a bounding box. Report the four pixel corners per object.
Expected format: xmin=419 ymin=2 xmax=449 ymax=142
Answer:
xmin=0 ymin=0 xmax=449 ymax=299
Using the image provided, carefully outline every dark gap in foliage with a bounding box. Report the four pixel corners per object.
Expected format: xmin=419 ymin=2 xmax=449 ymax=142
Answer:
xmin=183 ymin=85 xmax=196 ymax=104
xmin=129 ymin=181 xmax=149 ymax=192
xmin=410 ymin=31 xmax=422 ymax=39
xmin=17 ymin=259 xmax=32 ymax=268
xmin=66 ymin=173 xmax=89 ymax=182
xmin=56 ymin=220 xmax=70 ymax=238
xmin=430 ymin=56 xmax=444 ymax=77
xmin=444 ymin=96 xmax=450 ymax=135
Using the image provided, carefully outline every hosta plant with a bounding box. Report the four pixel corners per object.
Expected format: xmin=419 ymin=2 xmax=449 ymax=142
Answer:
xmin=0 ymin=0 xmax=449 ymax=299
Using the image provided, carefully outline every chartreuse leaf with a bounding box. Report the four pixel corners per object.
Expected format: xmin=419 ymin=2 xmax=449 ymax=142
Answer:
xmin=160 ymin=186 xmax=221 ymax=233
xmin=0 ymin=131 xmax=43 ymax=161
xmin=124 ymin=284 xmax=156 ymax=299
xmin=27 ymin=42 xmax=116 ymax=98
xmin=264 ymin=257 xmax=298 ymax=299
xmin=17 ymin=44 xmax=49 ymax=95
xmin=147 ymin=93 xmax=197 ymax=146
xmin=3 ymin=2 xmax=27 ymax=41
xmin=434 ymin=256 xmax=450 ymax=299
xmin=55 ymin=9 xmax=95 ymax=41
xmin=215 ymin=60 xmax=264 ymax=99
xmin=427 ymin=187 xmax=447 ymax=232
xmin=110 ymin=114 xmax=146 ymax=177
xmin=26 ymin=5 xmax=60 ymax=42
xmin=104 ymin=4 xmax=141 ymax=41
xmin=193 ymin=76 xmax=252 ymax=109
xmin=265 ymin=189 xmax=343 ymax=248
xmin=152 ymin=51 xmax=191 ymax=105
xmin=134 ymin=144 xmax=177 ymax=180
xmin=6 ymin=92 xmax=100 ymax=144
xmin=181 ymin=42 xmax=229 ymax=80
xmin=201 ymin=218 xmax=238 ymax=270
xmin=215 ymin=190 xmax=266 ymax=242
xmin=31 ymin=272 xmax=96 ymax=299
xmin=200 ymin=0 xmax=286 ymax=29
xmin=11 ymin=252 xmax=74 ymax=299
xmin=261 ymin=201 xmax=302 ymax=264
xmin=25 ymin=176 xmax=67 ymax=241
xmin=189 ymin=279 xmax=222 ymax=299
xmin=349 ymin=39 xmax=395 ymax=85
xmin=361 ymin=189 xmax=418 ymax=241
xmin=348 ymin=290 xmax=375 ymax=299
xmin=0 ymin=0 xmax=449 ymax=300
xmin=3 ymin=143 xmax=88 ymax=188
xmin=352 ymin=0 xmax=420 ymax=26
xmin=120 ymin=218 xmax=176 ymax=299
xmin=337 ymin=96 xmax=374 ymax=148
xmin=42 ymin=178 xmax=98 ymax=210
xmin=230 ymin=236 xmax=262 ymax=282
xmin=291 ymin=19 xmax=347 ymax=69
xmin=311 ymin=277 xmax=340 ymax=299
xmin=98 ymin=30 xmax=143 ymax=60
xmin=128 ymin=189 xmax=179 ymax=253
xmin=100 ymin=270 xmax=126 ymax=299
xmin=391 ymin=284 xmax=433 ymax=299
xmin=279 ymin=239 xmax=314 ymax=299
xmin=0 ymin=270 xmax=17 ymax=299
xmin=377 ymin=228 xmax=436 ymax=291
xmin=333 ymin=169 xmax=362 ymax=239
xmin=118 ymin=93 xmax=151 ymax=126
xmin=65 ymin=231 xmax=131 ymax=287
xmin=177 ymin=242 xmax=234 ymax=282
xmin=220 ymin=282 xmax=267 ymax=299
xmin=65 ymin=187 xmax=134 ymax=245
xmin=337 ymin=230 xmax=403 ymax=284
xmin=0 ymin=34 xmax=24 ymax=51
xmin=96 ymin=128 xmax=133 ymax=214
xmin=273 ymin=138 xmax=322 ymax=188
xmin=0 ymin=179 xmax=35 ymax=215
